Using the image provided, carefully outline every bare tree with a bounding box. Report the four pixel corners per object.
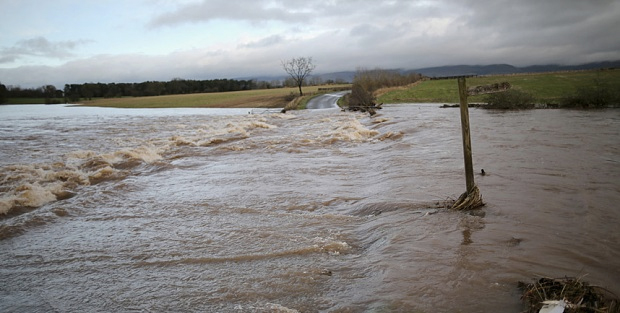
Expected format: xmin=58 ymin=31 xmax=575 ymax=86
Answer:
xmin=281 ymin=57 xmax=316 ymax=96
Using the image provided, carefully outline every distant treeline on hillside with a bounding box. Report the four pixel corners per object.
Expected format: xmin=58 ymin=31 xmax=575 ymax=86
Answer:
xmin=411 ymin=60 xmax=620 ymax=77
xmin=64 ymin=79 xmax=256 ymax=101
xmin=0 ymin=78 xmax=265 ymax=104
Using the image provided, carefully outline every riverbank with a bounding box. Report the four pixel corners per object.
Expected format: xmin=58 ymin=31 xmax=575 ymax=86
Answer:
xmin=377 ymin=68 xmax=620 ymax=105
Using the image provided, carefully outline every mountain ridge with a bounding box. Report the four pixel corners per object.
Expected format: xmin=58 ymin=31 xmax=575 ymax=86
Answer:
xmin=410 ymin=60 xmax=620 ymax=77
xmin=238 ymin=60 xmax=620 ymax=83
xmin=303 ymin=60 xmax=620 ymax=83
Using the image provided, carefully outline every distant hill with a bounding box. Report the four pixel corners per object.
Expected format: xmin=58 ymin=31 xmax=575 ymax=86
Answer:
xmin=244 ymin=71 xmax=357 ymax=84
xmin=519 ymin=60 xmax=620 ymax=73
xmin=407 ymin=64 xmax=518 ymax=77
xmin=241 ymin=60 xmax=620 ymax=83
xmin=315 ymin=71 xmax=357 ymax=83
xmin=409 ymin=60 xmax=620 ymax=77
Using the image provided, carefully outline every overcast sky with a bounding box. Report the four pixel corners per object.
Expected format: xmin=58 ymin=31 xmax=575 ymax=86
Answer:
xmin=1 ymin=0 xmax=619 ymax=88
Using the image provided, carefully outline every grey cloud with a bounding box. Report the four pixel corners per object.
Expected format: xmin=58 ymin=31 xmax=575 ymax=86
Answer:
xmin=0 ymin=55 xmax=18 ymax=63
xmin=349 ymin=24 xmax=375 ymax=37
xmin=148 ymin=0 xmax=311 ymax=27
xmin=403 ymin=0 xmax=620 ymax=66
xmin=239 ymin=35 xmax=285 ymax=49
xmin=457 ymin=0 xmax=614 ymax=29
xmin=3 ymin=0 xmax=620 ymax=88
xmin=0 ymin=37 xmax=91 ymax=64
xmin=450 ymin=0 xmax=620 ymax=44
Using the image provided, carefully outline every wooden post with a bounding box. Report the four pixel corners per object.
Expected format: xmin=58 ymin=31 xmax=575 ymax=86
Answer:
xmin=457 ymin=77 xmax=475 ymax=193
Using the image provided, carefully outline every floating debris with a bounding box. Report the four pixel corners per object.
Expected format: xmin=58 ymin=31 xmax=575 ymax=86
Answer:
xmin=518 ymin=277 xmax=619 ymax=313
xmin=450 ymin=185 xmax=484 ymax=210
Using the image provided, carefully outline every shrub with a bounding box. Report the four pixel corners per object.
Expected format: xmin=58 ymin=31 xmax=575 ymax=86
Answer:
xmin=283 ymin=92 xmax=297 ymax=102
xmin=348 ymin=84 xmax=376 ymax=107
xmin=560 ymin=79 xmax=619 ymax=108
xmin=347 ymin=68 xmax=422 ymax=109
xmin=483 ymin=89 xmax=535 ymax=110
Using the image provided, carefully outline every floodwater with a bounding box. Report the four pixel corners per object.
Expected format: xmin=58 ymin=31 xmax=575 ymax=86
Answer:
xmin=1 ymin=104 xmax=619 ymax=312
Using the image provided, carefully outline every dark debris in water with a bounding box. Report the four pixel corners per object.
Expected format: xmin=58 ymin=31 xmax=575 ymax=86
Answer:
xmin=518 ymin=277 xmax=620 ymax=313
xmin=506 ymin=237 xmax=523 ymax=247
xmin=450 ymin=185 xmax=484 ymax=211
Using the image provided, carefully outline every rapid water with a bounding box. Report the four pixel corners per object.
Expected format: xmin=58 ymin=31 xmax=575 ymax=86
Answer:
xmin=1 ymin=104 xmax=619 ymax=312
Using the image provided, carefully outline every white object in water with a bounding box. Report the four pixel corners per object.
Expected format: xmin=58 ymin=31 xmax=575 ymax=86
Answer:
xmin=539 ymin=299 xmax=566 ymax=313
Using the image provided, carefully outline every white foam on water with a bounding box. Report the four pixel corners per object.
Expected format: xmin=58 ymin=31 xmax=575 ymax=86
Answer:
xmin=0 ymin=144 xmax=166 ymax=214
xmin=235 ymin=303 xmax=299 ymax=313
xmin=169 ymin=116 xmax=277 ymax=147
xmin=0 ymin=164 xmax=86 ymax=215
xmin=0 ymin=195 xmax=17 ymax=215
xmin=323 ymin=117 xmax=380 ymax=143
xmin=313 ymin=237 xmax=351 ymax=255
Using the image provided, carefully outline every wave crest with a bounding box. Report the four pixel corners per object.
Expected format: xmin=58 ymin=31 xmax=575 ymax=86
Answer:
xmin=1 ymin=145 xmax=162 ymax=215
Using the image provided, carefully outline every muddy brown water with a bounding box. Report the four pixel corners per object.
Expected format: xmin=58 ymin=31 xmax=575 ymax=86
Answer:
xmin=1 ymin=104 xmax=619 ymax=312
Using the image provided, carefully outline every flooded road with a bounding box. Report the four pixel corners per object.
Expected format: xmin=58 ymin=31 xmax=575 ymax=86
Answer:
xmin=1 ymin=104 xmax=619 ymax=312
xmin=305 ymin=91 xmax=348 ymax=109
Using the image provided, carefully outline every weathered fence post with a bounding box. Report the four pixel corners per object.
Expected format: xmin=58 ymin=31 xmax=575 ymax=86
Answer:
xmin=450 ymin=77 xmax=510 ymax=210
xmin=457 ymin=77 xmax=475 ymax=193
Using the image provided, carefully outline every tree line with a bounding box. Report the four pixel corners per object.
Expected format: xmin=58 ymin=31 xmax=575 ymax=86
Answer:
xmin=1 ymin=77 xmax=345 ymax=104
xmin=0 ymin=84 xmax=64 ymax=104
xmin=0 ymin=78 xmax=267 ymax=104
xmin=64 ymin=78 xmax=255 ymax=101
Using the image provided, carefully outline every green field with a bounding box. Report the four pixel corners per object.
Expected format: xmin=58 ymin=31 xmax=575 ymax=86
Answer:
xmin=378 ymin=69 xmax=620 ymax=104
xmin=78 ymin=85 xmax=350 ymax=108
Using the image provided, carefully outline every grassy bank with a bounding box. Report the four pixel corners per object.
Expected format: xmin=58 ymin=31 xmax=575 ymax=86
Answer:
xmin=78 ymin=85 xmax=350 ymax=108
xmin=377 ymin=69 xmax=620 ymax=104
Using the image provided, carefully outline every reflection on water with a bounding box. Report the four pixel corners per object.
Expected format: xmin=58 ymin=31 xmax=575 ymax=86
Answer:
xmin=1 ymin=104 xmax=619 ymax=312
